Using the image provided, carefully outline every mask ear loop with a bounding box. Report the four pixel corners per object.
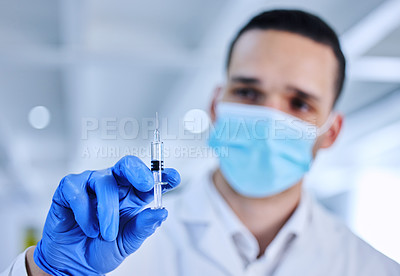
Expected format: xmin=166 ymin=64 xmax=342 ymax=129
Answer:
xmin=317 ymin=112 xmax=337 ymax=136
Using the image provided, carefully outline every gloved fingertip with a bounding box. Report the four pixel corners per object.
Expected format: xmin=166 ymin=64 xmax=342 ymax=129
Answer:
xmin=139 ymin=208 xmax=168 ymax=226
xmin=157 ymin=208 xmax=168 ymax=222
xmin=114 ymin=156 xmax=155 ymax=192
xmin=102 ymin=233 xmax=116 ymax=242
xmin=82 ymin=222 xmax=99 ymax=238
xmin=100 ymin=222 xmax=119 ymax=242
xmin=134 ymin=171 xmax=154 ymax=192
xmin=162 ymin=168 xmax=181 ymax=187
xmin=86 ymin=229 xmax=99 ymax=239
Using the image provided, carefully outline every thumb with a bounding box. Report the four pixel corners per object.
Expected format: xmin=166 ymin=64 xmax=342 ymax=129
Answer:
xmin=121 ymin=208 xmax=167 ymax=256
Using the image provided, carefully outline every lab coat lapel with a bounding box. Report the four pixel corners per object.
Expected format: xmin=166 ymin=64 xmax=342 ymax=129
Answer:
xmin=177 ymin=176 xmax=243 ymax=275
xmin=196 ymin=216 xmax=243 ymax=275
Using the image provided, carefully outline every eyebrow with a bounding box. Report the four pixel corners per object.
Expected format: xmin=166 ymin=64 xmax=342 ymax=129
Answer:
xmin=229 ymin=76 xmax=321 ymax=102
xmin=288 ymin=86 xmax=320 ymax=103
xmin=230 ymin=76 xmax=261 ymax=85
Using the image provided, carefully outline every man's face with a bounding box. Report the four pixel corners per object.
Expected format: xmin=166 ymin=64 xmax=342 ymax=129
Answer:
xmin=215 ymin=29 xmax=342 ymax=152
xmin=222 ymin=29 xmax=338 ymax=126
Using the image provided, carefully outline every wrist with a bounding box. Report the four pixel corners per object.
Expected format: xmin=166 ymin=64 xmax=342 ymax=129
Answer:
xmin=25 ymin=246 xmax=51 ymax=276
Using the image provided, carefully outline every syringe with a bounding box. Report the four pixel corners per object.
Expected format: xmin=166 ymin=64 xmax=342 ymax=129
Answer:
xmin=151 ymin=112 xmax=165 ymax=209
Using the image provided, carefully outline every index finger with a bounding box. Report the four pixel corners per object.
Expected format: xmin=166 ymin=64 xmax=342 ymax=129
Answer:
xmin=88 ymin=171 xmax=119 ymax=241
xmin=112 ymin=155 xmax=154 ymax=192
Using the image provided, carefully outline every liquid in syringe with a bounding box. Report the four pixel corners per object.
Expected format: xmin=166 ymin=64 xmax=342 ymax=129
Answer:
xmin=151 ymin=112 xmax=165 ymax=209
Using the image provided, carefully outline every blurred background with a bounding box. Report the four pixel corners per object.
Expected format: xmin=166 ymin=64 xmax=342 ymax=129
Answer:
xmin=1 ymin=0 xmax=400 ymax=269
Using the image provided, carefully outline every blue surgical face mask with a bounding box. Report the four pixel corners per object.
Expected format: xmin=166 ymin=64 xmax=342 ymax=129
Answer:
xmin=208 ymin=102 xmax=334 ymax=198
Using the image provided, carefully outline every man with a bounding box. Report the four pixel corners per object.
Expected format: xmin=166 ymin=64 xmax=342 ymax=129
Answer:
xmin=3 ymin=9 xmax=400 ymax=276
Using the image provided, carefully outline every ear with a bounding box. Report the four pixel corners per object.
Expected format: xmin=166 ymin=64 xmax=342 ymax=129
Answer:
xmin=319 ymin=113 xmax=344 ymax=149
xmin=210 ymin=86 xmax=223 ymax=122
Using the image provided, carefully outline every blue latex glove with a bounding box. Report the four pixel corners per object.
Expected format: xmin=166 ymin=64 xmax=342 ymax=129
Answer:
xmin=34 ymin=155 xmax=180 ymax=275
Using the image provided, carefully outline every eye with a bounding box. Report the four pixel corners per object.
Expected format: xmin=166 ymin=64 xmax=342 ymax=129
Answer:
xmin=290 ymin=97 xmax=310 ymax=112
xmin=232 ymin=87 xmax=263 ymax=103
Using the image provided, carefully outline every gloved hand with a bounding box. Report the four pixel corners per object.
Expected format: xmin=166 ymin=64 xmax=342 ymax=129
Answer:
xmin=33 ymin=155 xmax=180 ymax=275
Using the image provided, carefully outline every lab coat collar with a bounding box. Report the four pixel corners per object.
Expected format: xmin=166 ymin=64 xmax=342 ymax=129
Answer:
xmin=175 ymin=167 xmax=312 ymax=275
xmin=204 ymin=168 xmax=312 ymax=269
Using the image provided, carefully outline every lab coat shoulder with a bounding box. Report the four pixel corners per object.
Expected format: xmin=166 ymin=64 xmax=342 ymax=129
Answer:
xmin=276 ymin=198 xmax=400 ymax=276
xmin=315 ymin=202 xmax=399 ymax=275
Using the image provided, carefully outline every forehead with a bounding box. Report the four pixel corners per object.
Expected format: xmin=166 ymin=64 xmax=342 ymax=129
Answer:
xmin=228 ymin=30 xmax=338 ymax=104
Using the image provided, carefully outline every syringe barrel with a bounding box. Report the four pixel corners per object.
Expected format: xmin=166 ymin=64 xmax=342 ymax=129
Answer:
xmin=151 ymin=141 xmax=164 ymax=183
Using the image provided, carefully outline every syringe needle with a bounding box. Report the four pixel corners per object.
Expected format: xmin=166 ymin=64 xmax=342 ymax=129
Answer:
xmin=154 ymin=112 xmax=160 ymax=142
xmin=155 ymin=112 xmax=159 ymax=130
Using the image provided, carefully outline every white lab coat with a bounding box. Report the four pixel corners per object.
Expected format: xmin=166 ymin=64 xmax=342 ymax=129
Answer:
xmin=111 ymin=171 xmax=400 ymax=276
xmin=3 ymin=170 xmax=400 ymax=276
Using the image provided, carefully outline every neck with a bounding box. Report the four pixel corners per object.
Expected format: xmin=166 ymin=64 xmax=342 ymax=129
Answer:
xmin=212 ymin=169 xmax=302 ymax=256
